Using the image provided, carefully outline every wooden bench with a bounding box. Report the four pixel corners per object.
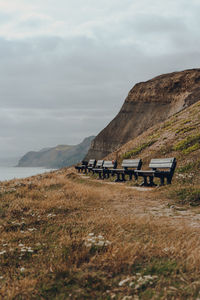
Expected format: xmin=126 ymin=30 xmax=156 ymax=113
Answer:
xmin=92 ymin=160 xmax=104 ymax=178
xmin=92 ymin=160 xmax=117 ymax=179
xmin=75 ymin=160 xmax=88 ymax=173
xmin=87 ymin=159 xmax=97 ymax=173
xmin=102 ymin=160 xmax=117 ymax=179
xmin=112 ymin=159 xmax=142 ymax=182
xmin=135 ymin=158 xmax=177 ymax=186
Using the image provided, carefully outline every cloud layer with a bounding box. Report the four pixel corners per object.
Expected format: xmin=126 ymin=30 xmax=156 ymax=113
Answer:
xmin=0 ymin=0 xmax=200 ymax=158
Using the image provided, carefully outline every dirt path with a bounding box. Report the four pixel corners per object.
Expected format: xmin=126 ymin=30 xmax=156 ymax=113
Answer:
xmin=77 ymin=172 xmax=200 ymax=230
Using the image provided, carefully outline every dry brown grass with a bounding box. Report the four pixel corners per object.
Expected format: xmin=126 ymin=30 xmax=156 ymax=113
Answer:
xmin=0 ymin=168 xmax=200 ymax=299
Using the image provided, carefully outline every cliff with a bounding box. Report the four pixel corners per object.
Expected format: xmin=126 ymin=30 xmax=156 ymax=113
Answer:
xmin=86 ymin=68 xmax=200 ymax=160
xmin=18 ymin=136 xmax=95 ymax=168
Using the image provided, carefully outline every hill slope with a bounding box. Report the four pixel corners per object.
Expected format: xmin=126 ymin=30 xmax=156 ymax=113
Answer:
xmin=18 ymin=136 xmax=95 ymax=168
xmin=106 ymin=99 xmax=200 ymax=193
xmin=86 ymin=68 xmax=200 ymax=159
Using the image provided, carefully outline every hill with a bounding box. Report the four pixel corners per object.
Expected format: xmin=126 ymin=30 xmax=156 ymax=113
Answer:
xmin=1 ymin=72 xmax=200 ymax=299
xmin=86 ymin=68 xmax=200 ymax=159
xmin=17 ymin=136 xmax=95 ymax=168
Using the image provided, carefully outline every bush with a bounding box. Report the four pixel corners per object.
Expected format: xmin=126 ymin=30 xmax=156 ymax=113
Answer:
xmin=171 ymin=188 xmax=200 ymax=206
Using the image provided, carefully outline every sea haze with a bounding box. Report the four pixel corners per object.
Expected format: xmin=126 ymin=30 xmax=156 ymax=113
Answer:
xmin=0 ymin=166 xmax=54 ymax=182
xmin=0 ymin=157 xmax=54 ymax=181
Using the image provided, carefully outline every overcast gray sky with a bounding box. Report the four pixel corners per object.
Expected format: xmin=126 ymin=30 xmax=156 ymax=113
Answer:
xmin=0 ymin=0 xmax=200 ymax=158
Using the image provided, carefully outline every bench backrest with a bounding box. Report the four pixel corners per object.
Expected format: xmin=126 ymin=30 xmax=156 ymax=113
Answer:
xmin=103 ymin=160 xmax=117 ymax=169
xmin=122 ymin=159 xmax=142 ymax=170
xmin=81 ymin=160 xmax=88 ymax=166
xmin=96 ymin=160 xmax=104 ymax=168
xmin=149 ymin=158 xmax=176 ymax=171
xmin=88 ymin=159 xmax=96 ymax=167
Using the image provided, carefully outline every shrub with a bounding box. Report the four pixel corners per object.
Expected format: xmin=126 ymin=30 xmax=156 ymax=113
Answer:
xmin=171 ymin=188 xmax=200 ymax=206
xmin=173 ymin=134 xmax=200 ymax=154
xmin=123 ymin=140 xmax=156 ymax=159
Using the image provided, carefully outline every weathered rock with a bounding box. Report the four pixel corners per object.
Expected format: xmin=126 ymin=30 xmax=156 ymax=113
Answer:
xmin=86 ymin=69 xmax=200 ymax=159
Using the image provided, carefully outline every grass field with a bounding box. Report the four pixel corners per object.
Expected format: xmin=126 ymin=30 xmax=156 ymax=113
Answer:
xmin=0 ymin=167 xmax=200 ymax=299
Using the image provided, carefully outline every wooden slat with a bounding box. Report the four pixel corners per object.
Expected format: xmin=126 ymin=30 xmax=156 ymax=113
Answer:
xmin=88 ymin=159 xmax=95 ymax=164
xmin=149 ymin=163 xmax=174 ymax=168
xmin=149 ymin=158 xmax=175 ymax=169
xmin=150 ymin=158 xmax=175 ymax=163
xmin=103 ymin=161 xmax=115 ymax=168
xmin=122 ymin=159 xmax=141 ymax=168
xmin=96 ymin=160 xmax=104 ymax=167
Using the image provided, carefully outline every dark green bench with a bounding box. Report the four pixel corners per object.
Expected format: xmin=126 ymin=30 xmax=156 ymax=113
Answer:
xmin=92 ymin=160 xmax=117 ymax=179
xmin=112 ymin=159 xmax=142 ymax=182
xmin=102 ymin=160 xmax=117 ymax=179
xmin=87 ymin=159 xmax=97 ymax=173
xmin=75 ymin=160 xmax=88 ymax=173
xmin=135 ymin=158 xmax=177 ymax=186
xmin=92 ymin=160 xmax=104 ymax=178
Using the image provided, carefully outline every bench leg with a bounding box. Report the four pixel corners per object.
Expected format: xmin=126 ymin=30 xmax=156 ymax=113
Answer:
xmin=160 ymin=176 xmax=165 ymax=186
xmin=122 ymin=173 xmax=126 ymax=182
xmin=141 ymin=176 xmax=148 ymax=186
xmin=115 ymin=173 xmax=121 ymax=182
xmin=167 ymin=176 xmax=172 ymax=184
xmin=149 ymin=176 xmax=156 ymax=187
xmin=98 ymin=172 xmax=102 ymax=179
xmin=128 ymin=173 xmax=132 ymax=181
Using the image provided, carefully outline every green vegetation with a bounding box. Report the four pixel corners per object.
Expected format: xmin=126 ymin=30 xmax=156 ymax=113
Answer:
xmin=175 ymin=126 xmax=196 ymax=135
xmin=171 ymin=187 xmax=200 ymax=206
xmin=177 ymin=162 xmax=197 ymax=173
xmin=173 ymin=133 xmax=200 ymax=154
xmin=123 ymin=139 xmax=157 ymax=159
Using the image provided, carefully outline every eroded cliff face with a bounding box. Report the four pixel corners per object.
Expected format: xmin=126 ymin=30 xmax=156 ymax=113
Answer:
xmin=86 ymin=69 xmax=200 ymax=160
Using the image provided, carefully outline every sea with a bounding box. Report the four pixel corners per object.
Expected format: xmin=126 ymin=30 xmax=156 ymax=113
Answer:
xmin=0 ymin=166 xmax=55 ymax=182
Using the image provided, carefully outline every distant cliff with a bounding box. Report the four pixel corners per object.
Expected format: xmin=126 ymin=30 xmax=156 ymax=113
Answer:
xmin=18 ymin=136 xmax=95 ymax=168
xmin=86 ymin=69 xmax=200 ymax=159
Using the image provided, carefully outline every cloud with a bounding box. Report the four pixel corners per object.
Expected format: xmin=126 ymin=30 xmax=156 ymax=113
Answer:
xmin=0 ymin=0 xmax=199 ymax=158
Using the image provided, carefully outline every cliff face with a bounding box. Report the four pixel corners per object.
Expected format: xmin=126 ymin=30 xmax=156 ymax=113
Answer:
xmin=86 ymin=69 xmax=200 ymax=160
xmin=18 ymin=136 xmax=95 ymax=168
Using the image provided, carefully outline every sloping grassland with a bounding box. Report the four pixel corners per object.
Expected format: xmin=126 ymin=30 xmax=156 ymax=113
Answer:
xmin=108 ymin=100 xmax=200 ymax=206
xmin=0 ymin=101 xmax=200 ymax=299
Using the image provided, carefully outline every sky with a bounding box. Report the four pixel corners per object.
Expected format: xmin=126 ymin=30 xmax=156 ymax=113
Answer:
xmin=0 ymin=0 xmax=200 ymax=158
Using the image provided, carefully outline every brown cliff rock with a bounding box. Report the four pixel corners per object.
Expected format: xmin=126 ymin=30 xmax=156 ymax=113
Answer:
xmin=86 ymin=68 xmax=200 ymax=160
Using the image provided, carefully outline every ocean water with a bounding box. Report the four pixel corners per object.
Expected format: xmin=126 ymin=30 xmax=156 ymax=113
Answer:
xmin=0 ymin=166 xmax=55 ymax=182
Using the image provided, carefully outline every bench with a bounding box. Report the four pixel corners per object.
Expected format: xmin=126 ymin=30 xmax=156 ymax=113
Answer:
xmin=87 ymin=159 xmax=97 ymax=173
xmin=135 ymin=158 xmax=177 ymax=186
xmin=75 ymin=160 xmax=88 ymax=173
xmin=102 ymin=160 xmax=117 ymax=179
xmin=92 ymin=160 xmax=117 ymax=179
xmin=112 ymin=159 xmax=142 ymax=182
xmin=92 ymin=160 xmax=104 ymax=178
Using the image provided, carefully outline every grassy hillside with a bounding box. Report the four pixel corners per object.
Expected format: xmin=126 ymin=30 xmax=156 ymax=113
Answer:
xmin=0 ymin=102 xmax=200 ymax=299
xmin=107 ymin=100 xmax=200 ymax=206
xmin=0 ymin=169 xmax=200 ymax=299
